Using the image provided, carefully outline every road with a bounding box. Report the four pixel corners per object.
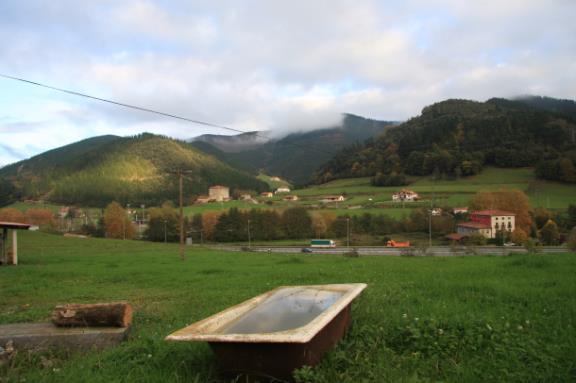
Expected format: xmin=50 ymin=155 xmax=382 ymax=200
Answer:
xmin=209 ymin=245 xmax=569 ymax=256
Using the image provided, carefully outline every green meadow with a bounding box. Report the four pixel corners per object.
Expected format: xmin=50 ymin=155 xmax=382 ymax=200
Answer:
xmin=1 ymin=232 xmax=574 ymax=382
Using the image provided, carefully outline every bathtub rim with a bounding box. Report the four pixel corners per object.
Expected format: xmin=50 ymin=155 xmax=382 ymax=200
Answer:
xmin=165 ymin=283 xmax=367 ymax=344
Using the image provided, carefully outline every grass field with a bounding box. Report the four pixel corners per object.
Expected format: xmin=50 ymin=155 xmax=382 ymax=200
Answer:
xmin=1 ymin=232 xmax=575 ymax=382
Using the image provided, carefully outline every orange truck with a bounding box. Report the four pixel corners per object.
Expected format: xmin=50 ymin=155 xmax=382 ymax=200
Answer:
xmin=386 ymin=240 xmax=410 ymax=247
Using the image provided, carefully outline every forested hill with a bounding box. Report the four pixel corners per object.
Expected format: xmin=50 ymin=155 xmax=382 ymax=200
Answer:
xmin=0 ymin=133 xmax=267 ymax=207
xmin=315 ymin=98 xmax=576 ymax=185
xmin=190 ymin=113 xmax=397 ymax=185
xmin=514 ymin=95 xmax=576 ymax=120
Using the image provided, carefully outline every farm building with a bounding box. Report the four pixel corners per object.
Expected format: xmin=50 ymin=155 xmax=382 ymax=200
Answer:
xmin=283 ymin=195 xmax=299 ymax=202
xmin=452 ymin=207 xmax=469 ymax=215
xmin=260 ymin=192 xmax=273 ymax=198
xmin=456 ymin=210 xmax=516 ymax=239
xmin=320 ymin=195 xmax=346 ymax=203
xmin=275 ymin=187 xmax=291 ymax=194
xmin=208 ymin=185 xmax=230 ymax=202
xmin=195 ymin=195 xmax=212 ymax=204
xmin=392 ymin=189 xmax=420 ymax=202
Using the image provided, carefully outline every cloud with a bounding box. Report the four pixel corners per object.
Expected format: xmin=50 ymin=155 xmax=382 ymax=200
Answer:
xmin=0 ymin=0 xmax=575 ymax=165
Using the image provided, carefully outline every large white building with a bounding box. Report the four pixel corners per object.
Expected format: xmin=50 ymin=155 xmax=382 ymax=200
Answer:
xmin=208 ymin=185 xmax=230 ymax=202
xmin=457 ymin=210 xmax=516 ymax=239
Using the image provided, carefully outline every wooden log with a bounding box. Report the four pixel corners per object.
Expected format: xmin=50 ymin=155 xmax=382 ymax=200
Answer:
xmin=51 ymin=302 xmax=132 ymax=328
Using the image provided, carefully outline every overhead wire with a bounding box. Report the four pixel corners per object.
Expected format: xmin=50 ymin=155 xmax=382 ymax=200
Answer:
xmin=0 ymin=73 xmax=338 ymax=156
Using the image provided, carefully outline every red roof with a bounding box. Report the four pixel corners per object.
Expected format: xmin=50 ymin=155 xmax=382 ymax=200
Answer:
xmin=458 ymin=222 xmax=491 ymax=229
xmin=446 ymin=233 xmax=466 ymax=241
xmin=472 ymin=210 xmax=516 ymax=216
xmin=0 ymin=221 xmax=32 ymax=230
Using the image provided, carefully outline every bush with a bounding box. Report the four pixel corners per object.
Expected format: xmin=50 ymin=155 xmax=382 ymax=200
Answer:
xmin=567 ymin=227 xmax=576 ymax=252
xmin=343 ymin=249 xmax=359 ymax=258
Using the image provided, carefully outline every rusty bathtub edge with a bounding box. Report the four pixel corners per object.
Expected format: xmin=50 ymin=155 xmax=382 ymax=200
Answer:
xmin=165 ymin=283 xmax=367 ymax=344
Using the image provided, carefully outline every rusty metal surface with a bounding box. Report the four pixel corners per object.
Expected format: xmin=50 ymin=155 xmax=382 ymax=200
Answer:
xmin=210 ymin=305 xmax=352 ymax=382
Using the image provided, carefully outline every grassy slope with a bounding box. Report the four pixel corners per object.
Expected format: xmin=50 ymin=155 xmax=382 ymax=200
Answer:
xmin=7 ymin=168 xmax=576 ymax=220
xmin=1 ymin=232 xmax=575 ymax=382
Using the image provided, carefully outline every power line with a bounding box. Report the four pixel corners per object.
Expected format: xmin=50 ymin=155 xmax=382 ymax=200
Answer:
xmin=0 ymin=73 xmax=337 ymax=156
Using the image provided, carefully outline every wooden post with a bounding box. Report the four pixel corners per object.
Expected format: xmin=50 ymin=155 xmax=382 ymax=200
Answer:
xmin=179 ymin=170 xmax=185 ymax=261
xmin=0 ymin=228 xmax=6 ymax=265
xmin=10 ymin=230 xmax=17 ymax=265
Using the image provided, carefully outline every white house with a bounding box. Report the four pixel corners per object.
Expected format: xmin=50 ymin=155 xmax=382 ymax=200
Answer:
xmin=392 ymin=189 xmax=420 ymax=202
xmin=456 ymin=210 xmax=516 ymax=239
xmin=275 ymin=187 xmax=291 ymax=194
xmin=208 ymin=185 xmax=230 ymax=202
xmin=321 ymin=195 xmax=346 ymax=203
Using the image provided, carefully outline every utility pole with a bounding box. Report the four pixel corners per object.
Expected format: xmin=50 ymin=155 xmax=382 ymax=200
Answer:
xmin=247 ymin=219 xmax=251 ymax=249
xmin=346 ymin=217 xmax=350 ymax=248
xmin=163 ymin=220 xmax=167 ymax=243
xmin=179 ymin=171 xmax=185 ymax=261
xmin=167 ymin=169 xmax=194 ymax=261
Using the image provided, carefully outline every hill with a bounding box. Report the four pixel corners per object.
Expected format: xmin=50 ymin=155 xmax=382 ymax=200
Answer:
xmin=190 ymin=114 xmax=396 ymax=185
xmin=0 ymin=133 xmax=267 ymax=207
xmin=514 ymin=95 xmax=576 ymax=120
xmin=316 ymin=98 xmax=576 ymax=185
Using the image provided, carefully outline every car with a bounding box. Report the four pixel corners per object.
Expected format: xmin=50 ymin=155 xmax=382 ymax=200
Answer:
xmin=301 ymin=248 xmax=313 ymax=253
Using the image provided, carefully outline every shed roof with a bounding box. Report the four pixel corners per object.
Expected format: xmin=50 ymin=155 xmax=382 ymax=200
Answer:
xmin=472 ymin=210 xmax=516 ymax=216
xmin=458 ymin=222 xmax=491 ymax=229
xmin=0 ymin=221 xmax=32 ymax=230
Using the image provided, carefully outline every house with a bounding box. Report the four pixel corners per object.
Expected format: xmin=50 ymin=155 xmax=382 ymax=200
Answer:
xmin=321 ymin=195 xmax=346 ymax=203
xmin=456 ymin=210 xmax=516 ymax=239
xmin=260 ymin=192 xmax=273 ymax=198
xmin=208 ymin=185 xmax=230 ymax=202
xmin=58 ymin=206 xmax=70 ymax=218
xmin=275 ymin=187 xmax=291 ymax=194
xmin=195 ymin=195 xmax=212 ymax=204
xmin=431 ymin=208 xmax=442 ymax=216
xmin=452 ymin=207 xmax=469 ymax=215
xmin=392 ymin=189 xmax=419 ymax=202
xmin=283 ymin=195 xmax=299 ymax=201
xmin=270 ymin=176 xmax=282 ymax=182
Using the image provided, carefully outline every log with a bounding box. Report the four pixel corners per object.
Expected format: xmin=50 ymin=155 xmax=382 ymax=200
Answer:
xmin=51 ymin=302 xmax=132 ymax=328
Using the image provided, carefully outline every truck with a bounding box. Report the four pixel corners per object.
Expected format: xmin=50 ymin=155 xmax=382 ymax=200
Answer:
xmin=310 ymin=239 xmax=336 ymax=248
xmin=386 ymin=240 xmax=410 ymax=248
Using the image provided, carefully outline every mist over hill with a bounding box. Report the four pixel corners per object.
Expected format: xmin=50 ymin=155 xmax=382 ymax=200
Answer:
xmin=190 ymin=114 xmax=397 ymax=185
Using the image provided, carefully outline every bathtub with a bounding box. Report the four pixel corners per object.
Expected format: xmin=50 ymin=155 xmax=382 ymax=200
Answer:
xmin=166 ymin=283 xmax=367 ymax=381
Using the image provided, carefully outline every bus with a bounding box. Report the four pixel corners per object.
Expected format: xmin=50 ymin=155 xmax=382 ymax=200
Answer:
xmin=310 ymin=239 xmax=336 ymax=248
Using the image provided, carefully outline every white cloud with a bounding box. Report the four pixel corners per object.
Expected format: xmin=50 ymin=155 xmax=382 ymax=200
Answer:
xmin=0 ymin=0 xmax=575 ymax=165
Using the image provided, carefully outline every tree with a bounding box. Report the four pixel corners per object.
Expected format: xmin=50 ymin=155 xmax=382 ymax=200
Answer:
xmin=103 ymin=202 xmax=135 ymax=239
xmin=470 ymin=190 xmax=532 ymax=233
xmin=282 ymin=207 xmax=313 ymax=239
xmin=567 ymin=227 xmax=576 ymax=252
xmin=510 ymin=228 xmax=529 ymax=245
xmin=26 ymin=208 xmax=56 ymax=229
xmin=146 ymin=202 xmax=178 ymax=242
xmin=0 ymin=208 xmax=26 ymax=223
xmin=533 ymin=208 xmax=552 ymax=230
xmin=201 ymin=211 xmax=221 ymax=241
xmin=539 ymin=219 xmax=559 ymax=245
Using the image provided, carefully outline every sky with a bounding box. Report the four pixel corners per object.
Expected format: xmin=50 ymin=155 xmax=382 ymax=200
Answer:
xmin=1 ymin=0 xmax=575 ymax=166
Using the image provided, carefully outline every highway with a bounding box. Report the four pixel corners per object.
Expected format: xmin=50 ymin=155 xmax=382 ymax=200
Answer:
xmin=209 ymin=245 xmax=568 ymax=256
